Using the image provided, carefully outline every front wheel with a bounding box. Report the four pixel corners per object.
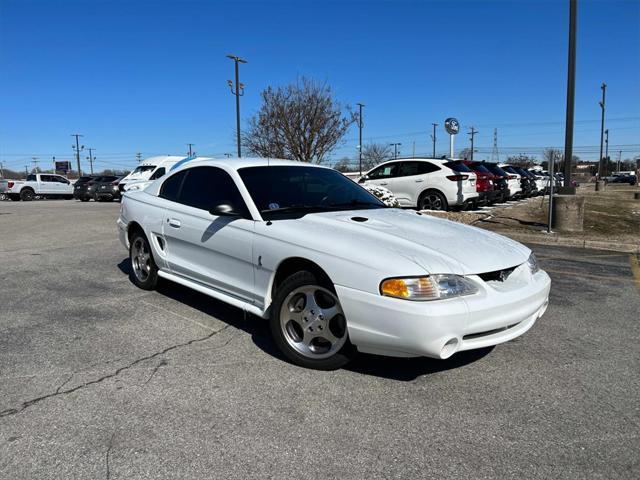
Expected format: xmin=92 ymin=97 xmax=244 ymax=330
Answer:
xmin=270 ymin=271 xmax=355 ymax=370
xmin=129 ymin=232 xmax=159 ymax=290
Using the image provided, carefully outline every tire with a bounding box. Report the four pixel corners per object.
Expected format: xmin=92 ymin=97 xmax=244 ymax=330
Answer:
xmin=19 ymin=189 xmax=35 ymax=201
xmin=94 ymin=193 xmax=102 ymax=202
xmin=129 ymin=231 xmax=159 ymax=290
xmin=80 ymin=197 xmax=90 ymax=202
xmin=418 ymin=190 xmax=448 ymax=211
xmin=270 ymin=271 xmax=356 ymax=370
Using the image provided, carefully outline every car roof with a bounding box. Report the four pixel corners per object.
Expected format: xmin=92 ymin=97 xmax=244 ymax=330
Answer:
xmin=171 ymin=157 xmax=328 ymax=172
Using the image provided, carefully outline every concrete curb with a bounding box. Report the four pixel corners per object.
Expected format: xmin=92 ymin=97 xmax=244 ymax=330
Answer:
xmin=486 ymin=230 xmax=640 ymax=254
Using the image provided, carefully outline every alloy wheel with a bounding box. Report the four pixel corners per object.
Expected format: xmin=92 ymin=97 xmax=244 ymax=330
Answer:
xmin=279 ymin=285 xmax=347 ymax=360
xmin=131 ymin=237 xmax=151 ymax=282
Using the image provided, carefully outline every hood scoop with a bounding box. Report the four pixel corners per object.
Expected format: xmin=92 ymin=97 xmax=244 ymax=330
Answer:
xmin=350 ymin=216 xmax=369 ymax=223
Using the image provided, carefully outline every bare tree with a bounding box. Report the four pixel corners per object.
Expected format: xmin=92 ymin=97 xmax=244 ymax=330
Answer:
xmin=243 ymin=77 xmax=356 ymax=163
xmin=458 ymin=148 xmax=472 ymax=160
xmin=333 ymin=157 xmax=353 ymax=172
xmin=361 ymin=143 xmax=392 ymax=170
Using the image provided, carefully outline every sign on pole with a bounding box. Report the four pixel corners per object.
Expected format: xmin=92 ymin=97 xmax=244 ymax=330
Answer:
xmin=444 ymin=117 xmax=459 ymax=158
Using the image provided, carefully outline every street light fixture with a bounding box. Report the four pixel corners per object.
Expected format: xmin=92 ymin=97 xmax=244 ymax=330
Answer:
xmin=227 ymin=54 xmax=247 ymax=158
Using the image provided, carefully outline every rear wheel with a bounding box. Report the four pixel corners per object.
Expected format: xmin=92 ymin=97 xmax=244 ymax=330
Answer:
xmin=80 ymin=197 xmax=90 ymax=202
xmin=129 ymin=231 xmax=159 ymax=290
xmin=19 ymin=189 xmax=35 ymax=201
xmin=270 ymin=271 xmax=355 ymax=370
xmin=418 ymin=190 xmax=448 ymax=211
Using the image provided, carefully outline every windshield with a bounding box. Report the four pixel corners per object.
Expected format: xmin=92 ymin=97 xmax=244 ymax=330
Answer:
xmin=131 ymin=165 xmax=156 ymax=174
xmin=485 ymin=164 xmax=508 ymax=177
xmin=238 ymin=166 xmax=385 ymax=219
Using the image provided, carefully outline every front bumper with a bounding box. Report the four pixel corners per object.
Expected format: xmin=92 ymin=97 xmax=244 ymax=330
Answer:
xmin=117 ymin=217 xmax=129 ymax=250
xmin=336 ymin=267 xmax=551 ymax=359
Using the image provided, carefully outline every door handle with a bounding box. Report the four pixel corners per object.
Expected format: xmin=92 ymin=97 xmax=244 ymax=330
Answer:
xmin=415 ymin=179 xmax=424 ymax=182
xmin=167 ymin=218 xmax=181 ymax=228
xmin=379 ymin=182 xmax=388 ymax=186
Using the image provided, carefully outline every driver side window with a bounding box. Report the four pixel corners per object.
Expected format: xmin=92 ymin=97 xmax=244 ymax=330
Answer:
xmin=177 ymin=167 xmax=250 ymax=217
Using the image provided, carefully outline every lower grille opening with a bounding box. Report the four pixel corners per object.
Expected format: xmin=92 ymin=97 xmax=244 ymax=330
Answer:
xmin=463 ymin=322 xmax=521 ymax=340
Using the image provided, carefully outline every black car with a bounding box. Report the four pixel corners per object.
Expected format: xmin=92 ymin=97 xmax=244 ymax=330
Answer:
xmin=93 ymin=176 xmax=124 ymax=202
xmin=610 ymin=174 xmax=637 ymax=185
xmin=473 ymin=161 xmax=510 ymax=203
xmin=502 ymin=166 xmax=536 ymax=197
xmin=516 ymin=168 xmax=540 ymax=196
xmin=73 ymin=175 xmax=102 ymax=201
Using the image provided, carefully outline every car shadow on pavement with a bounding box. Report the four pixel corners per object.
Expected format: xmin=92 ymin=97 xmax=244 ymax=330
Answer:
xmin=345 ymin=347 xmax=494 ymax=381
xmin=117 ymin=259 xmax=493 ymax=381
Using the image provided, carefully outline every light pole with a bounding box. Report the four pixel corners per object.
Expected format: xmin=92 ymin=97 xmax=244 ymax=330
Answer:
xmin=86 ymin=148 xmax=95 ymax=174
xmin=357 ymin=103 xmax=364 ymax=175
xmin=227 ymin=54 xmax=247 ymax=158
xmin=562 ymin=0 xmax=578 ymax=192
xmin=598 ymin=82 xmax=607 ymax=177
xmin=187 ymin=143 xmax=194 ymax=157
xmin=71 ymin=134 xmax=84 ymax=177
xmin=390 ymin=143 xmax=401 ymax=159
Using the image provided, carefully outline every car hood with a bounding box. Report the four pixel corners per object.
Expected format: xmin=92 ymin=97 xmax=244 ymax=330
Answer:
xmin=275 ymin=208 xmax=530 ymax=275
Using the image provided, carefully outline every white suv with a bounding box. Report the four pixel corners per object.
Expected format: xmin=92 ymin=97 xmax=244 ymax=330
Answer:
xmin=359 ymin=158 xmax=478 ymax=211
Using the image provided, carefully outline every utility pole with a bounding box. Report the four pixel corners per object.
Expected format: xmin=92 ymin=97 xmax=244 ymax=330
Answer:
xmin=431 ymin=123 xmax=438 ymax=158
xmin=390 ymin=143 xmax=401 ymax=159
xmin=25 ymin=165 xmax=28 ymax=177
xmin=412 ymin=141 xmax=416 ymax=158
xmin=604 ymin=129 xmax=609 ymax=173
xmin=468 ymin=127 xmax=477 ymax=161
xmin=0 ymin=162 xmax=4 ymax=179
xmin=617 ymin=150 xmax=622 ymax=173
xmin=136 ymin=152 xmax=142 ymax=163
xmin=224 ymin=153 xmax=232 ymax=158
xmin=226 ymin=54 xmax=247 ymax=158
xmin=71 ymin=134 xmax=84 ymax=176
xmin=86 ymin=148 xmax=95 ymax=174
xmin=187 ymin=143 xmax=194 ymax=157
xmin=490 ymin=128 xmax=500 ymax=163
xmin=357 ymin=103 xmax=364 ymax=174
xmin=561 ymin=0 xmax=578 ymax=191
xmin=598 ymin=82 xmax=607 ymax=177
xmin=31 ymin=157 xmax=39 ymax=172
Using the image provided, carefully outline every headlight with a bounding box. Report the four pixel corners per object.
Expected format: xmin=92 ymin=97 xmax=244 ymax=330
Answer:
xmin=527 ymin=253 xmax=540 ymax=274
xmin=126 ymin=184 xmax=141 ymax=191
xmin=380 ymin=275 xmax=478 ymax=301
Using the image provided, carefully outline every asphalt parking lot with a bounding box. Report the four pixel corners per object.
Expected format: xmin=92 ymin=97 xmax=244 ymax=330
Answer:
xmin=1 ymin=200 xmax=639 ymax=479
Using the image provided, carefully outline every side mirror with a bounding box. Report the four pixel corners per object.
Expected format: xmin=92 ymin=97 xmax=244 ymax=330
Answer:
xmin=209 ymin=203 xmax=240 ymax=217
xmin=358 ymin=175 xmax=368 ymax=184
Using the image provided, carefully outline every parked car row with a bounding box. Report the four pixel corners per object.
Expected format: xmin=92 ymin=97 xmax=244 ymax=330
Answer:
xmin=358 ymin=158 xmax=559 ymax=211
xmin=73 ymin=175 xmax=124 ymax=202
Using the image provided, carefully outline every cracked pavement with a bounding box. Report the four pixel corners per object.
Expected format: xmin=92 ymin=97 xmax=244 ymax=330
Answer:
xmin=1 ymin=201 xmax=639 ymax=479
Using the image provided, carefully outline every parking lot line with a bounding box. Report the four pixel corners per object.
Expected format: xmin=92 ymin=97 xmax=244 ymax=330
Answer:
xmin=629 ymin=255 xmax=640 ymax=291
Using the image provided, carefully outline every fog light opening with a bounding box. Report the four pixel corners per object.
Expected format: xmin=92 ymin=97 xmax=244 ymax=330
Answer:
xmin=440 ymin=338 xmax=459 ymax=359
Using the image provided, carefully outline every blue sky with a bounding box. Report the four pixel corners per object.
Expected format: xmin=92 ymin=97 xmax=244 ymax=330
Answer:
xmin=1 ymin=0 xmax=639 ymax=172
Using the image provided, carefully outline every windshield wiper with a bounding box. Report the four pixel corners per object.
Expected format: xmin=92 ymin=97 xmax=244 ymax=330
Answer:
xmin=260 ymin=204 xmax=329 ymax=214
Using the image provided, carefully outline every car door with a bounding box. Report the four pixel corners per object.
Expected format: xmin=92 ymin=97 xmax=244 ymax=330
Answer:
xmin=160 ymin=166 xmax=256 ymax=303
xmin=393 ymin=162 xmax=425 ymax=206
xmin=38 ymin=175 xmax=58 ymax=195
xmin=53 ymin=175 xmax=72 ymax=194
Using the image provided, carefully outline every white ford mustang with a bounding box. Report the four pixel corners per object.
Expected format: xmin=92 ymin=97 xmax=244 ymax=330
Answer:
xmin=117 ymin=158 xmax=551 ymax=370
